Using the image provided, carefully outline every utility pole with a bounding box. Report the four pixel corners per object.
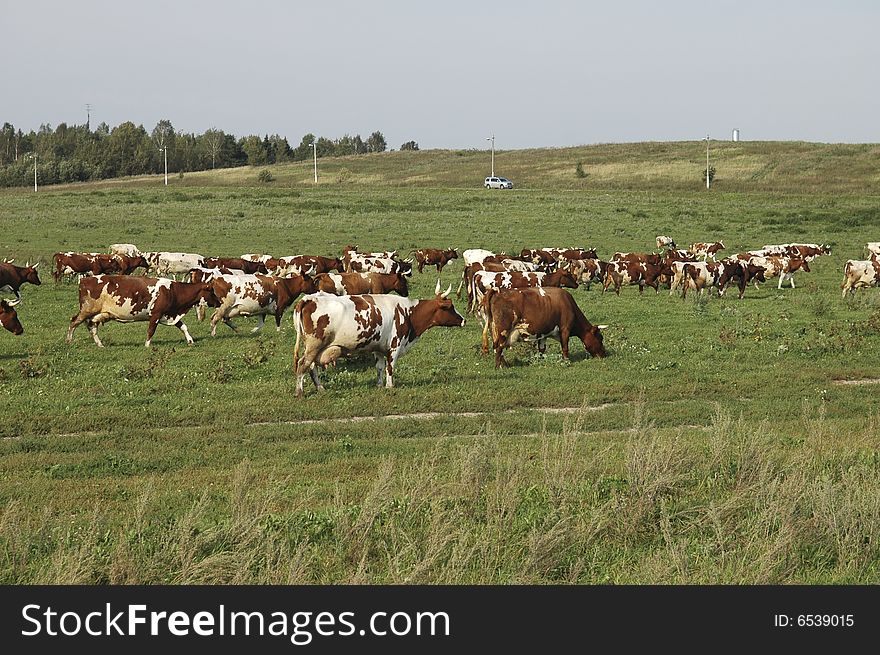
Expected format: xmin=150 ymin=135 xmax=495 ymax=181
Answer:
xmin=159 ymin=146 xmax=168 ymax=186
xmin=486 ymin=135 xmax=495 ymax=176
xmin=310 ymin=142 xmax=317 ymax=183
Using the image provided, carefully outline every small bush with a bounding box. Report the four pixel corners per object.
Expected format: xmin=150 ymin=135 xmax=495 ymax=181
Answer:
xmin=257 ymin=170 xmax=274 ymax=183
xmin=702 ymin=165 xmax=716 ymax=185
xmin=575 ymin=162 xmax=587 ymax=178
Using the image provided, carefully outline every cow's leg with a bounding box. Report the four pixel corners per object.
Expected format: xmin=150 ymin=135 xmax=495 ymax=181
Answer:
xmin=374 ymin=353 xmax=385 ymax=387
xmin=86 ymin=318 xmax=105 ymax=348
xmin=494 ymin=341 xmax=508 ymax=369
xmin=250 ymin=314 xmax=266 ymax=333
xmin=66 ymin=308 xmax=93 ymax=344
xmin=384 ymin=351 xmax=397 ymax=388
xmin=559 ymin=327 xmax=571 ymax=360
xmin=537 ymin=337 xmax=547 ymax=354
xmin=481 ymin=314 xmax=491 ymax=355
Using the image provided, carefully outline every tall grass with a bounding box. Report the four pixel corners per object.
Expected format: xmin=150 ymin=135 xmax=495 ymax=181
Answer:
xmin=3 ymin=404 xmax=877 ymax=584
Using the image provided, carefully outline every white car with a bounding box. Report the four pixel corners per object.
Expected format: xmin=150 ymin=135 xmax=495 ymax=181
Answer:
xmin=485 ymin=176 xmax=513 ymax=189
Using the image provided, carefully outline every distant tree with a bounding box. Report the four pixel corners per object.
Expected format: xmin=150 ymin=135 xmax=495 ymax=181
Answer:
xmin=367 ymin=131 xmax=387 ymax=153
xmin=315 ymin=137 xmax=335 ymax=157
xmin=575 ymin=162 xmax=587 ymax=178
xmin=400 ymin=140 xmax=419 ymax=151
xmin=241 ymin=135 xmax=268 ymax=165
xmin=202 ymin=128 xmax=224 ymax=169
xmin=293 ymin=133 xmax=316 ymax=161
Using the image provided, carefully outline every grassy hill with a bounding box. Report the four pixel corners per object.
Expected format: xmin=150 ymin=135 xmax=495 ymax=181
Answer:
xmin=5 ymin=140 xmax=878 ymax=196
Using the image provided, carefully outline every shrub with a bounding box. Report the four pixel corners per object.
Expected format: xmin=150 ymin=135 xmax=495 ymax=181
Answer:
xmin=257 ymin=169 xmax=274 ymax=183
xmin=575 ymin=162 xmax=587 ymax=178
xmin=702 ymin=165 xmax=716 ymax=185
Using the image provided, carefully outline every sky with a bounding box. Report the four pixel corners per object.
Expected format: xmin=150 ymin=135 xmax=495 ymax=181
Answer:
xmin=5 ymin=0 xmax=879 ymax=149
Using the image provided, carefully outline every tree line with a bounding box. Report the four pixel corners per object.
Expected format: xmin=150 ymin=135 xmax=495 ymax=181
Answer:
xmin=0 ymin=120 xmax=401 ymax=187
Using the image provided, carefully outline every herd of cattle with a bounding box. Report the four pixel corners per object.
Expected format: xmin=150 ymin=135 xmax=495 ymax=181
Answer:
xmin=1 ymin=238 xmax=879 ymax=394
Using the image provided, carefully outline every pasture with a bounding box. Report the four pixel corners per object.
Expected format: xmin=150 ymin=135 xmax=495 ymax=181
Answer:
xmin=2 ymin=152 xmax=880 ymax=583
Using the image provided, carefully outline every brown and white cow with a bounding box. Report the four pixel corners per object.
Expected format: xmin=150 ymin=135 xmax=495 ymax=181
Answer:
xmin=679 ymin=262 xmax=723 ymax=299
xmin=292 ymin=281 xmax=464 ymax=396
xmin=413 ymin=248 xmax=458 ymax=273
xmin=689 ymin=241 xmax=725 ymax=261
xmin=272 ymin=255 xmax=344 ymax=277
xmin=867 ymin=243 xmax=880 ymax=258
xmin=342 ymin=245 xmax=398 ymax=271
xmin=568 ymin=258 xmax=608 ymax=290
xmin=66 ymin=275 xmax=216 ymax=347
xmin=347 ymin=255 xmax=413 ymax=277
xmin=470 ymin=269 xmax=579 ymax=314
xmin=841 ymin=257 xmax=880 ymax=297
xmin=314 ymin=272 xmax=409 ymax=297
xmin=109 ymin=243 xmax=141 ymax=257
xmin=0 ymin=299 xmax=23 ymax=335
xmin=0 ymin=261 xmax=41 ymax=300
xmin=143 ymin=252 xmax=206 ymax=280
xmin=481 ymin=287 xmax=607 ymax=366
xmin=716 ymin=258 xmax=766 ymax=299
xmin=656 ymin=236 xmax=676 ymax=250
xmin=604 ymin=260 xmax=669 ymax=295
xmin=207 ymin=273 xmax=317 ymax=335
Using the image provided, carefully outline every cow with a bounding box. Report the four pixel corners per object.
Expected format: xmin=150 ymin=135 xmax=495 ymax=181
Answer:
xmin=207 ymin=273 xmax=317 ymax=335
xmin=314 ymin=272 xmax=409 ymax=297
xmin=109 ymin=243 xmax=141 ymax=257
xmin=520 ymin=248 xmax=558 ymax=266
xmin=66 ymin=275 xmax=216 ymax=348
xmin=775 ymin=257 xmax=811 ymax=289
xmin=841 ymin=257 xmax=880 ymax=297
xmin=53 ymin=252 xmax=122 ymax=282
xmin=470 ymin=269 xmax=579 ymax=314
xmin=716 ymin=259 xmax=766 ymax=299
xmin=272 ymin=255 xmax=344 ymax=277
xmin=242 ymin=253 xmax=274 ymax=265
xmin=342 ymin=246 xmax=398 ymax=271
xmin=462 ymin=249 xmax=497 ymax=266
xmin=656 ymin=236 xmax=676 ymax=250
xmin=481 ymin=287 xmax=606 ymax=367
xmin=143 ymin=252 xmax=205 ymax=280
xmin=0 ymin=299 xmax=23 ymax=335
xmin=203 ymin=257 xmax=268 ymax=275
xmin=292 ymin=280 xmax=465 ymax=396
xmin=0 ymin=261 xmax=41 ymax=300
xmin=604 ymin=260 xmax=669 ymax=295
xmin=413 ymin=248 xmax=458 ymax=273
xmin=867 ymin=243 xmax=880 ymax=258
xmin=680 ymin=262 xmax=723 ymax=299
xmin=347 ymin=255 xmax=413 ymax=277
xmin=753 ymin=244 xmax=830 ymax=261
xmin=568 ymin=258 xmax=607 ymax=290
xmin=611 ymin=252 xmax=663 ymax=267
xmin=689 ymin=241 xmax=725 ymax=261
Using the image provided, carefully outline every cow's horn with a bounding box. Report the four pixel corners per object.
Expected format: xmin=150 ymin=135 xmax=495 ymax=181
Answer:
xmin=441 ymin=284 xmax=452 ymax=299
xmin=405 ymin=257 xmax=413 ymax=263
xmin=7 ymin=298 xmax=22 ymax=307
xmin=32 ymin=262 xmax=40 ymax=269
xmin=434 ymin=279 xmax=441 ymax=295
xmin=596 ymin=324 xmax=609 ymax=330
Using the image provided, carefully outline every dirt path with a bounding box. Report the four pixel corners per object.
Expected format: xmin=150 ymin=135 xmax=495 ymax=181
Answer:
xmin=832 ymin=378 xmax=880 ymax=386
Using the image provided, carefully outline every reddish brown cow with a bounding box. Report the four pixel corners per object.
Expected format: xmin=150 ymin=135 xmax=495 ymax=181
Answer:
xmin=0 ymin=261 xmax=42 ymax=301
xmin=481 ymin=287 xmax=607 ymax=367
xmin=203 ymin=257 xmax=269 ymax=274
xmin=66 ymin=275 xmax=217 ymax=347
xmin=207 ymin=273 xmax=318 ymax=333
xmin=53 ymin=252 xmax=125 ymax=282
xmin=0 ymin=299 xmax=24 ymax=335
xmin=314 ymin=272 xmax=409 ymax=296
xmin=716 ymin=259 xmax=766 ymax=299
xmin=413 ymin=248 xmax=458 ymax=273
xmin=603 ymin=260 xmax=669 ymax=295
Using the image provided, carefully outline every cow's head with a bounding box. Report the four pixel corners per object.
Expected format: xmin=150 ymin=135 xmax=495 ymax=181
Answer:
xmin=551 ymin=269 xmax=579 ymax=289
xmin=21 ymin=262 xmax=42 ymax=286
xmin=129 ymin=255 xmax=148 ymax=271
xmin=0 ymin=299 xmax=23 ymax=335
xmin=584 ymin=323 xmax=607 ymax=358
xmin=329 ymin=257 xmax=345 ymax=272
xmin=392 ymin=273 xmax=409 ymax=297
xmin=446 ymin=249 xmax=459 ymax=259
xmin=584 ymin=248 xmax=598 ymax=259
xmin=398 ymin=260 xmax=414 ymax=277
xmin=430 ymin=281 xmax=465 ymax=327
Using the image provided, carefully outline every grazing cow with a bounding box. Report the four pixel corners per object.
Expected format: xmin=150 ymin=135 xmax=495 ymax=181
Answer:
xmin=109 ymin=243 xmax=141 ymax=257
xmin=314 ymin=272 xmax=409 ymax=297
xmin=242 ymin=253 xmax=274 ymax=265
xmin=347 ymin=255 xmax=413 ymax=277
xmin=207 ymin=273 xmax=317 ymax=335
xmin=689 ymin=241 xmax=725 ymax=261
xmin=0 ymin=261 xmax=41 ymax=300
xmin=481 ymin=287 xmax=606 ymax=366
xmin=841 ymin=257 xmax=880 ymax=297
xmin=272 ymin=255 xmax=343 ymax=277
xmin=604 ymin=260 xmax=668 ymax=295
xmin=203 ymin=257 xmax=268 ymax=275
xmin=143 ymin=252 xmax=205 ymax=280
xmin=656 ymin=236 xmax=676 ymax=250
xmin=66 ymin=275 xmax=215 ymax=347
xmin=342 ymin=246 xmax=398 ymax=271
xmin=0 ymin=299 xmax=23 ymax=335
xmin=471 ymin=269 xmax=579 ymax=314
xmin=413 ymin=248 xmax=458 ymax=273
xmin=292 ymin=281 xmax=464 ymax=396
xmin=867 ymin=243 xmax=880 ymax=258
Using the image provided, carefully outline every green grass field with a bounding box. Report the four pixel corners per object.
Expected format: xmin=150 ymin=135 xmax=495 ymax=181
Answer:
xmin=2 ymin=142 xmax=880 ymax=583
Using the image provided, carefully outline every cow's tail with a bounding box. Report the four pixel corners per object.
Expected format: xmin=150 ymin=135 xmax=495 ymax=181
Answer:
xmin=292 ymin=300 xmax=304 ymax=374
